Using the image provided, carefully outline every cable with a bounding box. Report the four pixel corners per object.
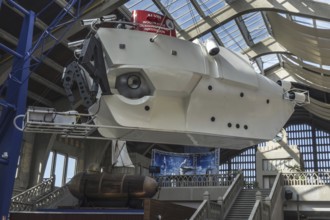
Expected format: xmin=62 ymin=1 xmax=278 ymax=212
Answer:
xmin=186 ymin=0 xmax=201 ymax=37
xmin=150 ymin=0 xmax=174 ymax=41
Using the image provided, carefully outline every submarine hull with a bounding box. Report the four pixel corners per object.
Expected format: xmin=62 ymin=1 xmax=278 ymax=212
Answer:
xmin=88 ymin=28 xmax=295 ymax=149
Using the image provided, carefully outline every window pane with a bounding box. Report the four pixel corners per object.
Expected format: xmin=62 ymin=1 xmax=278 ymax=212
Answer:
xmin=55 ymin=153 xmax=65 ymax=187
xmin=43 ymin=151 xmax=54 ymax=179
xmin=66 ymin=157 xmax=77 ymax=183
xmin=286 ymin=124 xmax=314 ymax=171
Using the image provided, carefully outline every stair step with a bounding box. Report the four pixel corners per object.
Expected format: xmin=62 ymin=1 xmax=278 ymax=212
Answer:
xmin=227 ymin=213 xmax=251 ymax=215
xmin=224 ymin=189 xmax=272 ymax=220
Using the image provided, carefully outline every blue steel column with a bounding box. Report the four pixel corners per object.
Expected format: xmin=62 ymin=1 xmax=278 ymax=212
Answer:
xmin=0 ymin=9 xmax=35 ymax=220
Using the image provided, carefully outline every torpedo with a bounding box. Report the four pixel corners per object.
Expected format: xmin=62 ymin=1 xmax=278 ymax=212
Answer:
xmin=67 ymin=171 xmax=158 ymax=208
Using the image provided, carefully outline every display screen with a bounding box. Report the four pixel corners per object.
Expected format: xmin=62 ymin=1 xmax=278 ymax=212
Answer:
xmin=151 ymin=149 xmax=219 ymax=176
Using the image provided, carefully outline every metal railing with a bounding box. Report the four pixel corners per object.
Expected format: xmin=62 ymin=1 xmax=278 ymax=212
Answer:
xmin=10 ymin=176 xmax=55 ymax=211
xmin=282 ymin=171 xmax=330 ymax=185
xmin=35 ymin=185 xmax=69 ymax=209
xmin=155 ymin=173 xmax=237 ymax=188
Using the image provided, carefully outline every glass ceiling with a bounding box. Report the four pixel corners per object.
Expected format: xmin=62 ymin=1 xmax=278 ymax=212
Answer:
xmin=124 ymin=0 xmax=330 ymax=74
xmin=124 ymin=0 xmax=275 ymax=73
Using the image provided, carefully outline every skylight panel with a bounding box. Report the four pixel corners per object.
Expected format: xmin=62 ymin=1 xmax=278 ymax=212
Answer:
xmin=282 ymin=54 xmax=299 ymax=66
xmin=196 ymin=0 xmax=227 ymax=16
xmin=199 ymin=32 xmax=213 ymax=43
xmin=278 ymin=13 xmax=287 ymax=18
xmin=215 ymin=20 xmax=248 ymax=53
xmin=316 ymin=19 xmax=330 ymax=29
xmin=312 ymin=0 xmax=330 ymax=3
xmin=160 ymin=0 xmax=201 ymax=29
xmin=242 ymin=12 xmax=270 ymax=44
xmin=260 ymin=54 xmax=279 ymax=70
xmin=322 ymin=65 xmax=330 ymax=70
xmin=291 ymin=16 xmax=314 ymax=27
xmin=303 ymin=60 xmax=321 ymax=68
xmin=125 ymin=0 xmax=161 ymax=14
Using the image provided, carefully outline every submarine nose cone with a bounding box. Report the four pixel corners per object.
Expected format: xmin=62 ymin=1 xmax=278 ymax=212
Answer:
xmin=143 ymin=176 xmax=158 ymax=197
xmin=67 ymin=172 xmax=84 ymax=199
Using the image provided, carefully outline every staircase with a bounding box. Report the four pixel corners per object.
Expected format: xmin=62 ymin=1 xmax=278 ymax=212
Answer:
xmin=11 ymin=177 xmax=55 ymax=211
xmin=10 ymin=176 xmax=76 ymax=211
xmin=225 ymin=189 xmax=270 ymax=220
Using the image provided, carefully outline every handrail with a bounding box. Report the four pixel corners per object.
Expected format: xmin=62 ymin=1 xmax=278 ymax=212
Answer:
xmin=248 ymin=200 xmax=261 ymax=220
xmin=223 ymin=172 xmax=242 ymax=199
xmin=267 ymin=172 xmax=281 ymax=203
xmin=34 ymin=185 xmax=69 ymax=209
xmin=155 ymin=173 xmax=236 ymax=188
xmin=264 ymin=172 xmax=282 ymax=218
xmin=209 ymin=202 xmax=221 ymax=219
xmin=189 ymin=200 xmax=208 ymax=220
xmin=282 ymin=171 xmax=330 ymax=185
xmin=221 ymin=172 xmax=244 ymax=218
xmin=189 ymin=200 xmax=221 ymax=220
xmin=10 ymin=176 xmax=55 ymax=211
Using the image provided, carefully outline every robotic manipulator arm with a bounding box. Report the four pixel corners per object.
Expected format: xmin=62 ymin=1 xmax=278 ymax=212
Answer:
xmin=62 ymin=35 xmax=111 ymax=108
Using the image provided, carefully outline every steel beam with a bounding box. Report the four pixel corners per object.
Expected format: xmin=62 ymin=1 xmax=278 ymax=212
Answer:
xmin=27 ymin=91 xmax=54 ymax=107
xmin=0 ymin=8 xmax=35 ymax=220
xmin=30 ymin=73 xmax=66 ymax=96
xmin=151 ymin=0 xmax=182 ymax=32
xmin=0 ymin=28 xmax=65 ymax=95
xmin=54 ymin=0 xmax=76 ymax=17
xmin=1 ymin=0 xmax=128 ymax=86
xmin=0 ymin=28 xmax=18 ymax=45
xmin=189 ymin=0 xmax=224 ymax=46
xmin=235 ymin=17 xmax=253 ymax=47
xmin=0 ymin=43 xmax=22 ymax=58
xmin=243 ymin=37 xmax=287 ymax=59
xmin=3 ymin=1 xmax=49 ymax=32
xmin=7 ymin=0 xmax=29 ymax=15
xmin=41 ymin=56 xmax=64 ymax=73
xmin=178 ymin=0 xmax=330 ymax=40
xmin=34 ymin=0 xmax=128 ymax=54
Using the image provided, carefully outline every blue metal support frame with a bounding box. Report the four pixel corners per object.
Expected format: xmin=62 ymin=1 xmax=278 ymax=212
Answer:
xmin=0 ymin=5 xmax=35 ymax=220
xmin=7 ymin=0 xmax=29 ymax=15
xmin=0 ymin=44 xmax=23 ymax=58
xmin=0 ymin=1 xmax=98 ymax=218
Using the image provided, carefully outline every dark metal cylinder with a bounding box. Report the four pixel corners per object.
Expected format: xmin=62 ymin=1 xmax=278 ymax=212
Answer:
xmin=67 ymin=172 xmax=158 ymax=207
